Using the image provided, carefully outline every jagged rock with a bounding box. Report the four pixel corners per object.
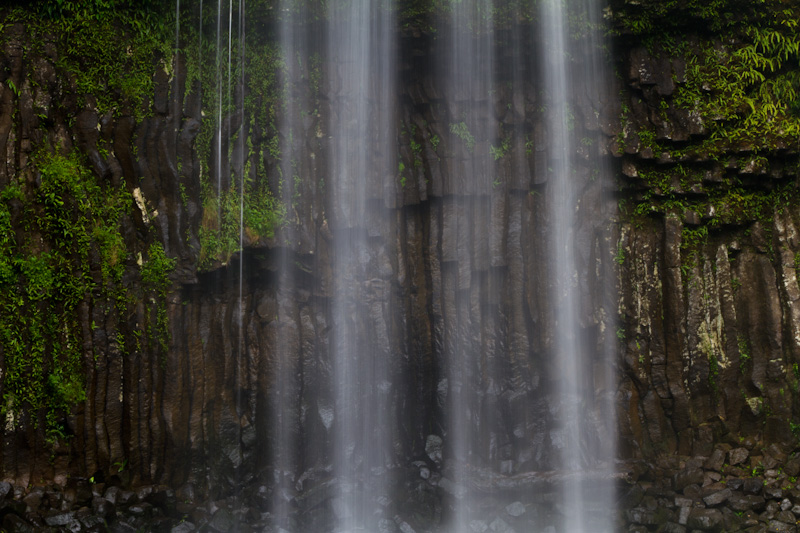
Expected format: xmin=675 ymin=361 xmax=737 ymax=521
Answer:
xmin=704 ymin=449 xmax=727 ymax=472
xmin=729 ymin=492 xmax=767 ymax=512
xmin=743 ymin=479 xmax=765 ymax=495
xmin=209 ymin=508 xmax=237 ymax=533
xmin=764 ymin=483 xmax=784 ymax=500
xmin=728 ymin=479 xmax=745 ymax=491
xmin=703 ymin=488 xmax=732 ymax=507
xmin=677 ymin=505 xmax=691 ymax=525
xmin=505 ymin=502 xmax=526 ymax=517
xmin=22 ymin=488 xmax=45 ymax=514
xmin=489 ymin=517 xmax=514 ymax=533
xmin=767 ymin=519 xmax=796 ymax=532
xmin=627 ymin=508 xmax=658 ymax=525
xmin=687 ymin=508 xmax=724 ymax=531
xmin=470 ymin=520 xmax=488 ymax=533
xmin=674 ymin=469 xmax=705 ymax=491
xmin=42 ymin=511 xmax=75 ymax=527
xmin=730 ymin=449 xmax=750 ymax=466
xmin=0 ymin=482 xmax=13 ymax=502
xmin=2 ymin=514 xmax=36 ymax=533
xmin=104 ymin=487 xmax=121 ymax=505
xmin=683 ymin=485 xmax=703 ymax=500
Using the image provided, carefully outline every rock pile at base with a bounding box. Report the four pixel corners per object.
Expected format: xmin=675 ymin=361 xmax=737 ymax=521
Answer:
xmin=625 ymin=442 xmax=800 ymax=533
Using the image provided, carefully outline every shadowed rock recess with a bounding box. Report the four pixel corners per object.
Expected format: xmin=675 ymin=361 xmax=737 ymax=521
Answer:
xmin=0 ymin=0 xmax=800 ymax=531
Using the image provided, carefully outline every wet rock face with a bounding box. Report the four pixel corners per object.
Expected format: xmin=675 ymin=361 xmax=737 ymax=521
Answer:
xmin=0 ymin=17 xmax=616 ymax=490
xmin=1 ymin=10 xmax=800 ymax=532
xmin=615 ymin=44 xmax=800 ymax=460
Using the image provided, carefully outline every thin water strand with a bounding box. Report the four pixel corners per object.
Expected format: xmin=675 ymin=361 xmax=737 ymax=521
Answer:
xmin=327 ymin=1 xmax=396 ymax=530
xmin=539 ymin=0 xmax=617 ymax=530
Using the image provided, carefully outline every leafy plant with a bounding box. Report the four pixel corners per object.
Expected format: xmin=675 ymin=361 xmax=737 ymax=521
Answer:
xmin=738 ymin=336 xmax=751 ymax=373
xmin=615 ymin=241 xmax=626 ymax=266
xmin=490 ymin=136 xmax=510 ymax=160
xmin=449 ymin=121 xmax=476 ymax=152
xmin=141 ymin=242 xmax=176 ymax=355
xmin=0 ymin=150 xmax=132 ymax=443
xmin=9 ymin=0 xmax=173 ymax=118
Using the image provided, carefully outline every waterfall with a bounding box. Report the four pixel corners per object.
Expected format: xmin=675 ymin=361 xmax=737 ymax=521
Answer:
xmin=173 ymin=0 xmax=181 ymax=127
xmin=540 ymin=0 xmax=617 ymax=530
xmin=175 ymin=0 xmax=617 ymax=529
xmin=327 ymin=1 xmax=396 ymax=530
xmin=439 ymin=1 xmax=499 ymax=530
xmin=215 ymin=0 xmax=223 ymax=204
xmin=271 ymin=1 xmax=308 ymax=529
xmin=235 ymin=0 xmax=246 ymax=497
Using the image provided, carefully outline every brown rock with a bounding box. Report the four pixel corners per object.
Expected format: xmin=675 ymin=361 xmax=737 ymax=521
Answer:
xmin=730 ymin=448 xmax=750 ymax=466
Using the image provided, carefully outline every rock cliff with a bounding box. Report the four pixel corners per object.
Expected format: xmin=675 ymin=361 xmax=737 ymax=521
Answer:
xmin=0 ymin=1 xmax=799 ymax=531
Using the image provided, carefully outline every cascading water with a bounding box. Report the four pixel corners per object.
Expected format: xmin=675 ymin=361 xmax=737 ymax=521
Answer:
xmin=215 ymin=0 xmax=223 ymax=203
xmin=271 ymin=2 xmax=309 ymax=529
xmin=439 ymin=1 xmax=498 ymax=530
xmin=176 ymin=0 xmax=616 ymax=530
xmin=540 ymin=0 xmax=617 ymax=530
xmin=327 ymin=1 xmax=396 ymax=530
xmin=235 ymin=0 xmax=246 ymax=502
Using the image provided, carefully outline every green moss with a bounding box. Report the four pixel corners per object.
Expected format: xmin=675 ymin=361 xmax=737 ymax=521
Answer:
xmin=621 ymin=3 xmax=800 ymax=279
xmin=610 ymin=0 xmax=782 ymax=37
xmin=198 ymin=182 xmax=282 ymax=271
xmin=619 ymin=0 xmax=800 ymax=249
xmin=0 ymin=150 xmax=132 ymax=443
xmin=449 ymin=121 xmax=476 ymax=152
xmin=6 ymin=0 xmax=173 ymax=118
xmin=179 ymin=5 xmax=291 ymax=271
xmin=738 ymin=335 xmax=751 ymax=373
xmin=140 ymin=242 xmax=176 ymax=354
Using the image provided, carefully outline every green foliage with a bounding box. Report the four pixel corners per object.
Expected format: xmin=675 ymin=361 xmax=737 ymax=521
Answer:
xmin=180 ymin=8 xmax=286 ymax=270
xmin=708 ymin=353 xmax=719 ymax=394
xmin=618 ymin=2 xmax=800 ymax=265
xmin=610 ymin=0 xmax=782 ymax=37
xmin=410 ymin=137 xmax=423 ymax=167
xmin=141 ymin=242 xmax=175 ymax=297
xmin=681 ymin=225 xmax=709 ymax=252
xmin=5 ymin=79 xmax=19 ymax=97
xmin=490 ymin=136 xmax=511 ymax=160
xmin=6 ymin=0 xmax=172 ymax=118
xmin=674 ymin=23 xmax=800 ymax=151
xmin=0 ymin=150 xmax=131 ymax=443
xmin=615 ymin=240 xmax=626 ymax=265
xmin=738 ymin=335 xmax=751 ymax=373
xmin=198 ymin=182 xmax=282 ymax=271
xmin=617 ymin=1 xmax=800 ymax=158
xmin=31 ymin=0 xmax=165 ymax=21
xmin=398 ymin=162 xmax=408 ymax=188
xmin=140 ymin=242 xmax=175 ymax=354
xmin=450 ymin=121 xmax=476 ymax=152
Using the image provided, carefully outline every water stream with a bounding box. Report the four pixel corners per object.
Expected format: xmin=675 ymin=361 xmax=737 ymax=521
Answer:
xmin=272 ymin=2 xmax=309 ymax=529
xmin=186 ymin=0 xmax=617 ymax=530
xmin=439 ymin=2 xmax=498 ymax=530
xmin=540 ymin=0 xmax=617 ymax=529
xmin=327 ymin=1 xmax=396 ymax=529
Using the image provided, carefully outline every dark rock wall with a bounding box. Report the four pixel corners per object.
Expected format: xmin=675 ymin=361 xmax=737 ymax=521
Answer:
xmin=1 ymin=13 xmax=799 ymax=512
xmin=615 ymin=47 xmax=800 ymax=461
